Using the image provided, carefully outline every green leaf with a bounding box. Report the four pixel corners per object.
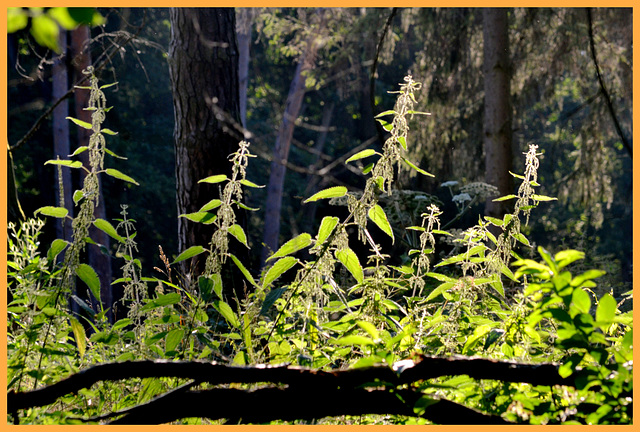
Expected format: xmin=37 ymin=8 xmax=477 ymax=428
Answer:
xmin=198 ymin=174 xmax=227 ymax=184
xmin=76 ymin=263 xmax=101 ymax=302
xmin=555 ymin=250 xmax=585 ymax=268
xmin=425 ymin=272 xmax=457 ymax=283
xmin=316 ymin=216 xmax=339 ymax=246
xmin=35 ymin=206 xmax=68 ymax=218
xmin=228 ymin=224 xmax=249 ymax=248
xmin=304 ymin=186 xmax=348 ymax=203
xmin=239 ymin=178 xmax=264 ymax=188
xmin=198 ymin=276 xmax=214 ymax=302
xmin=595 ymin=294 xmax=616 ymax=325
xmin=69 ymin=146 xmax=88 ymax=157
xmin=172 ymin=245 xmax=206 ymax=264
xmin=368 ymin=204 xmax=394 ymax=242
xmin=211 ymin=273 xmax=223 ymax=299
xmin=104 ymin=168 xmax=139 ymax=186
xmin=99 ymin=82 xmax=119 ymax=90
xmin=212 ymin=299 xmax=240 ymax=329
xmin=104 ymin=147 xmax=127 ymax=160
xmin=571 ymin=289 xmax=592 ymax=315
xmin=179 ymin=212 xmax=217 ymax=224
xmin=335 ymin=248 xmax=364 ymax=284
xmin=155 ymin=292 xmax=181 ymax=307
xmin=112 ymin=318 xmax=133 ymax=331
xmin=484 ymin=216 xmax=503 ymax=226
xmin=101 ymin=128 xmax=118 ymax=136
xmin=532 ymin=194 xmax=557 ymax=202
xmin=73 ymin=190 xmax=84 ymax=205
xmin=513 ymin=232 xmax=530 ymax=246
xmin=345 ymin=149 xmax=378 ymax=163
xmin=374 ymin=110 xmax=396 ymax=118
xmin=229 ymin=253 xmax=258 ymax=287
xmin=69 ymin=317 xmax=87 ymax=357
xmin=263 ymin=256 xmax=298 ymax=288
xmin=402 ymin=158 xmax=434 ymax=177
xmin=7 ymin=8 xmax=28 ymax=33
xmin=66 ymin=116 xmax=92 ymax=130
xmin=267 ymin=233 xmax=312 ymax=262
xmin=397 ymin=136 xmax=407 ymax=150
xmin=45 ymin=159 xmax=83 ymax=169
xmin=165 ymin=328 xmax=184 ymax=353
xmin=260 ymin=287 xmax=287 ymax=316
xmin=492 ymin=194 xmax=517 ymax=202
xmin=357 ymin=321 xmax=379 ymax=340
xmin=236 ymin=201 xmax=260 ymax=212
xmin=93 ymin=218 xmax=124 ymax=243
xmin=571 ymin=269 xmax=606 ymax=287
xmin=333 ymin=335 xmax=375 ymax=346
xmin=426 ymin=282 xmax=455 ymax=301
xmin=47 ymin=239 xmax=69 ymax=262
xmin=31 ymin=14 xmax=60 ymax=52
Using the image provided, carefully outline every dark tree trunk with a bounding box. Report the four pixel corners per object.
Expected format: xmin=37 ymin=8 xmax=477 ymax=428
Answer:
xmin=483 ymin=8 xmax=514 ymax=224
xmin=52 ymin=29 xmax=73 ymax=244
xmin=169 ymin=8 xmax=247 ymax=299
xmin=236 ymin=8 xmax=254 ymax=133
xmin=71 ymin=25 xmax=113 ymax=320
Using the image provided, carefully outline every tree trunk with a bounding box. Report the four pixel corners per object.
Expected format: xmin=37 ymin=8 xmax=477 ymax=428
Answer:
xmin=52 ymin=28 xmax=73 ymax=244
xmin=71 ymin=25 xmax=113 ymax=320
xmin=261 ymin=11 xmax=326 ymax=265
xmin=169 ymin=8 xmax=247 ymax=299
xmin=236 ymin=8 xmax=254 ymax=133
xmin=483 ymin=8 xmax=514 ymax=224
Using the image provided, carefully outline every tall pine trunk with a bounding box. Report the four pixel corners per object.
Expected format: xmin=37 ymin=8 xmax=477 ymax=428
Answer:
xmin=169 ymin=8 xmax=248 ymax=301
xmin=483 ymin=8 xmax=514 ymax=225
xmin=71 ymin=25 xmax=113 ymax=320
xmin=261 ymin=11 xmax=326 ymax=265
xmin=52 ymin=28 xmax=73 ymax=244
xmin=236 ymin=8 xmax=255 ymax=133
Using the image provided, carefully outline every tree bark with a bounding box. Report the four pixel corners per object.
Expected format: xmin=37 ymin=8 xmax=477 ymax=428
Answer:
xmin=261 ymin=10 xmax=326 ymax=265
xmin=52 ymin=28 xmax=73 ymax=244
xmin=483 ymin=8 xmax=514 ymax=224
xmin=71 ymin=25 xmax=113 ymax=320
xmin=236 ymin=8 xmax=254 ymax=134
xmin=169 ymin=8 xmax=247 ymax=298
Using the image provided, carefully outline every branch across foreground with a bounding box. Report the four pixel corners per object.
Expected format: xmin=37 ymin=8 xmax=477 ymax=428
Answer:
xmin=8 ymin=354 xmax=583 ymax=425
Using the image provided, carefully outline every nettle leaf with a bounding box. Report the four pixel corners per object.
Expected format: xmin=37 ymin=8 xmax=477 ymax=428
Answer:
xmin=180 ymin=212 xmax=217 ymax=225
xmin=212 ymin=299 xmax=240 ymax=329
xmin=532 ymin=194 xmax=557 ymax=202
xmin=69 ymin=146 xmax=88 ymax=157
xmin=316 ymin=216 xmax=339 ymax=246
xmin=47 ymin=239 xmax=69 ymax=262
xmin=263 ymin=256 xmax=298 ymax=288
xmin=345 ymin=149 xmax=378 ymax=164
xmin=426 ymin=282 xmax=456 ymax=302
xmin=335 ymin=248 xmax=364 ymax=284
xmin=66 ymin=116 xmax=92 ymax=129
xmin=492 ymin=194 xmax=517 ymax=202
xmin=374 ymin=110 xmax=396 ymax=118
xmin=45 ymin=159 xmax=83 ymax=169
xmin=304 ymin=186 xmax=347 ymax=203
xmin=93 ymin=218 xmax=124 ymax=243
xmin=267 ymin=233 xmax=312 ymax=262
xmin=571 ymin=288 xmax=592 ymax=315
xmin=198 ymin=174 xmax=227 ymax=184
xmin=69 ymin=317 xmax=87 ymax=358
xmin=402 ymin=158 xmax=434 ymax=177
xmin=101 ymin=128 xmax=118 ymax=136
xmin=397 ymin=136 xmax=407 ymax=150
xmin=35 ymin=206 xmax=68 ymax=218
xmin=228 ymin=224 xmax=249 ymax=248
xmin=333 ymin=335 xmax=375 ymax=346
xmin=357 ymin=321 xmax=379 ymax=340
xmin=76 ymin=263 xmax=101 ymax=302
xmin=239 ymin=179 xmax=264 ymax=188
xmin=172 ymin=245 xmax=206 ymax=264
xmin=368 ymin=204 xmax=394 ymax=243
xmin=229 ymin=253 xmax=258 ymax=287
xmin=73 ymin=190 xmax=84 ymax=205
xmin=104 ymin=168 xmax=139 ymax=185
xmin=104 ymin=147 xmax=127 ymax=160
xmin=165 ymin=328 xmax=184 ymax=353
xmin=199 ymin=199 xmax=222 ymax=212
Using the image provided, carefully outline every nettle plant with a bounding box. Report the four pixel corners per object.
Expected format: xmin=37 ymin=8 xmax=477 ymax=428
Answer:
xmin=7 ymin=73 xmax=632 ymax=425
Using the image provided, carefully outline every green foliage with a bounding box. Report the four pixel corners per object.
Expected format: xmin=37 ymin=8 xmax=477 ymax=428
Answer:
xmin=7 ymin=74 xmax=631 ymax=426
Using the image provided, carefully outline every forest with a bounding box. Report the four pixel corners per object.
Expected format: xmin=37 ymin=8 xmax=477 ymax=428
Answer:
xmin=6 ymin=7 xmax=633 ymax=425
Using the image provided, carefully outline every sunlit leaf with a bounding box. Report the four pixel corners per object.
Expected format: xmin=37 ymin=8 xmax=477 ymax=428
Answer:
xmin=69 ymin=317 xmax=86 ymax=357
xmin=595 ymin=294 xmax=616 ymax=326
xmin=239 ymin=179 xmax=264 ymax=188
xmin=35 ymin=206 xmax=68 ymax=218
xmin=76 ymin=263 xmax=101 ymax=302
xmin=171 ymin=245 xmax=206 ymax=264
xmin=45 ymin=159 xmax=83 ymax=168
xmin=316 ymin=216 xmax=339 ymax=246
xmin=368 ymin=204 xmax=394 ymax=242
xmin=165 ymin=328 xmax=184 ymax=353
xmin=346 ymin=149 xmax=378 ymax=164
xmin=492 ymin=194 xmax=517 ymax=202
xmin=31 ymin=14 xmax=60 ymax=52
xmin=198 ymin=174 xmax=227 ymax=184
xmin=333 ymin=335 xmax=375 ymax=346
xmin=304 ymin=186 xmax=348 ymax=203
xmin=199 ymin=199 xmax=222 ymax=212
xmin=212 ymin=299 xmax=240 ymax=329
xmin=66 ymin=116 xmax=92 ymax=130
xmin=228 ymin=224 xmax=249 ymax=248
xmin=402 ymin=158 xmax=434 ymax=177
xmin=7 ymin=8 xmax=28 ymax=33
xmin=93 ymin=218 xmax=124 ymax=243
xmin=267 ymin=233 xmax=312 ymax=262
xmin=263 ymin=256 xmax=298 ymax=288
xmin=229 ymin=253 xmax=258 ymax=287
xmin=179 ymin=211 xmax=217 ymax=224
xmin=335 ymin=248 xmax=364 ymax=284
xmin=104 ymin=168 xmax=139 ymax=185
